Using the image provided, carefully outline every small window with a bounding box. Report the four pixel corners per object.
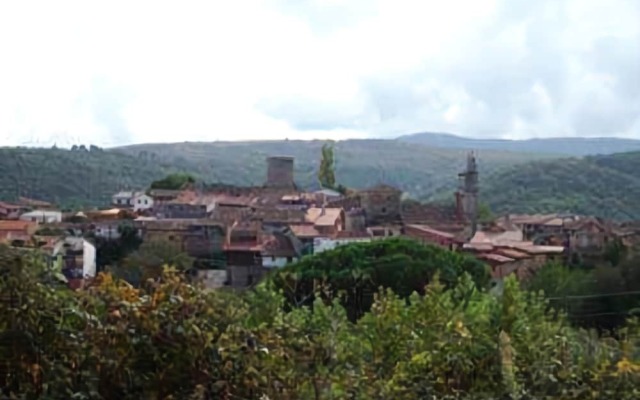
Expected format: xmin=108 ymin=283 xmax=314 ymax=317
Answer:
xmin=168 ymin=235 xmax=175 ymax=241
xmin=144 ymin=200 xmax=148 ymax=205
xmin=271 ymin=256 xmax=276 ymax=261
xmin=381 ymin=207 xmax=387 ymax=214
xmin=286 ymin=257 xmax=293 ymax=263
xmin=138 ymin=199 xmax=142 ymax=204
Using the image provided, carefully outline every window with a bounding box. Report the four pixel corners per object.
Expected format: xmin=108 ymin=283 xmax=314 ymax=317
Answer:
xmin=138 ymin=199 xmax=142 ymax=204
xmin=144 ymin=199 xmax=148 ymax=205
xmin=286 ymin=257 xmax=293 ymax=263
xmin=168 ymin=235 xmax=175 ymax=241
xmin=381 ymin=207 xmax=387 ymax=214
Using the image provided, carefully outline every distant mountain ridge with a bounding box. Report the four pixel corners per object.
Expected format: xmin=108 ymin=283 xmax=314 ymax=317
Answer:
xmin=397 ymin=132 xmax=640 ymax=156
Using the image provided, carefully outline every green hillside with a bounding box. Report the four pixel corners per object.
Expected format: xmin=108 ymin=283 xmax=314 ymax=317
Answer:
xmin=114 ymin=139 xmax=551 ymax=198
xmin=481 ymin=151 xmax=640 ymax=220
xmin=3 ymin=141 xmax=638 ymax=220
xmin=0 ymin=147 xmax=172 ymax=208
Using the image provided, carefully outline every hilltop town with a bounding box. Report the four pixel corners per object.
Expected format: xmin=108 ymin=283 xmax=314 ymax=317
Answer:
xmin=1 ymin=151 xmax=637 ymax=291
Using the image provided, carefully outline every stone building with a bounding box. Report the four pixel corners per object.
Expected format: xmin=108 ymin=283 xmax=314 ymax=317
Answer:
xmin=265 ymin=156 xmax=295 ymax=189
xmin=358 ymin=184 xmax=403 ymax=226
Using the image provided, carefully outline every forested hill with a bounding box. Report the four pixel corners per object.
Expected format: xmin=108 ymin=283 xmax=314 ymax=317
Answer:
xmin=0 ymin=142 xmax=546 ymax=207
xmin=398 ymin=132 xmax=640 ymax=156
xmin=481 ymin=151 xmax=640 ymax=220
xmin=114 ymin=139 xmax=549 ymax=199
xmin=2 ymin=142 xmax=640 ymax=219
xmin=0 ymin=147 xmax=172 ymax=208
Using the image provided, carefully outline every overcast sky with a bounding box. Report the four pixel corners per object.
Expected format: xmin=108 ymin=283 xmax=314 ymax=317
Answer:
xmin=0 ymin=0 xmax=638 ymax=147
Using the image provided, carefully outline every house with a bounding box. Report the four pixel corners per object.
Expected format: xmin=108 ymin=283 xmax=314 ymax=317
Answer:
xmin=17 ymin=196 xmax=54 ymax=209
xmin=149 ymin=189 xmax=182 ymax=205
xmin=313 ymin=231 xmax=373 ymax=254
xmin=358 ymin=184 xmax=403 ymax=225
xmin=0 ymin=201 xmax=28 ymax=220
xmin=50 ymin=237 xmax=97 ymax=290
xmin=112 ymin=191 xmax=136 ymax=207
xmin=305 ymin=207 xmax=345 ymax=236
xmin=224 ymin=222 xmax=266 ymax=288
xmin=261 ymin=234 xmax=299 ymax=268
xmin=132 ymin=192 xmax=153 ymax=212
xmin=86 ymin=208 xmax=134 ymax=223
xmin=404 ymin=224 xmax=463 ymax=251
xmin=564 ymin=217 xmax=616 ymax=262
xmin=462 ymin=230 xmax=565 ymax=282
xmin=0 ymin=220 xmax=38 ymax=244
xmin=19 ymin=210 xmax=62 ymax=223
xmin=94 ymin=222 xmax=122 ymax=239
xmin=155 ymin=202 xmax=208 ymax=219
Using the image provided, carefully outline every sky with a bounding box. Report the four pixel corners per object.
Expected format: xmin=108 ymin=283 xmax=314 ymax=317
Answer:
xmin=0 ymin=0 xmax=638 ymax=147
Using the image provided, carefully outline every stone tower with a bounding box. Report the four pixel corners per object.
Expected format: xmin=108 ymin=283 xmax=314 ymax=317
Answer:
xmin=265 ymin=156 xmax=295 ymax=189
xmin=457 ymin=151 xmax=479 ymax=237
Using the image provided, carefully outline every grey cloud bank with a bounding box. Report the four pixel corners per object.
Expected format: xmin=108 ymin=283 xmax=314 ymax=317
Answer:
xmin=0 ymin=0 xmax=638 ymax=146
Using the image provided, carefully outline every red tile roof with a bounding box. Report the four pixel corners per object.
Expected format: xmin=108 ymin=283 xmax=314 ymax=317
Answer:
xmin=289 ymin=224 xmax=322 ymax=238
xmin=406 ymin=224 xmax=456 ymax=239
xmin=0 ymin=220 xmax=36 ymax=231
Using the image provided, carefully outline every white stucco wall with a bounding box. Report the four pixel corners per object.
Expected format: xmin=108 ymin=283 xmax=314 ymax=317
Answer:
xmin=94 ymin=224 xmax=122 ymax=239
xmin=133 ymin=194 xmax=154 ymax=211
xmin=262 ymin=256 xmax=296 ymax=268
xmin=82 ymin=240 xmax=96 ymax=278
xmin=313 ymin=237 xmax=371 ymax=254
xmin=19 ymin=210 xmax=62 ymax=223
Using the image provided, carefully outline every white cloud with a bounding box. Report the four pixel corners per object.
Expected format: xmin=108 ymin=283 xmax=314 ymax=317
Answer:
xmin=0 ymin=0 xmax=638 ymax=147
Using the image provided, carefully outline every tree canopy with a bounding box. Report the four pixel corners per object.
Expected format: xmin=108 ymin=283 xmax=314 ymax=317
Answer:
xmin=317 ymin=142 xmax=336 ymax=189
xmin=268 ymin=237 xmax=490 ymax=320
xmin=149 ymin=173 xmax=196 ymax=190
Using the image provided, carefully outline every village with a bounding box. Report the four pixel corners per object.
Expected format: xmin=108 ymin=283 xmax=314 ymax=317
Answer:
xmin=0 ymin=152 xmax=637 ymax=290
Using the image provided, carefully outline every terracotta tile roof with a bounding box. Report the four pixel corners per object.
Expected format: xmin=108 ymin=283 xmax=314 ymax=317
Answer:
xmin=289 ymin=224 xmax=322 ymax=238
xmin=305 ymin=207 xmax=342 ymax=226
xmin=463 ymin=242 xmax=494 ymax=252
xmin=262 ymin=235 xmax=297 ymax=257
xmin=0 ymin=201 xmax=23 ymax=210
xmin=336 ymin=230 xmax=371 ymax=239
xmin=401 ymin=202 xmax=459 ymax=225
xmin=0 ymin=220 xmax=37 ymax=231
xmin=494 ymin=248 xmax=531 ymax=260
xmin=406 ymin=224 xmax=456 ymax=239
xmin=470 ymin=229 xmax=524 ymax=245
xmin=478 ymin=253 xmax=515 ymax=263
xmin=18 ymin=196 xmax=52 ymax=207
xmin=224 ymin=242 xmax=263 ymax=252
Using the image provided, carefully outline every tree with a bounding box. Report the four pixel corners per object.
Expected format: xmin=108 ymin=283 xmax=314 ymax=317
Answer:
xmin=120 ymin=239 xmax=194 ymax=284
xmin=317 ymin=142 xmax=336 ymax=189
xmin=477 ymin=202 xmax=494 ymax=223
xmin=268 ymin=237 xmax=490 ymax=320
xmin=150 ymin=173 xmax=196 ymax=190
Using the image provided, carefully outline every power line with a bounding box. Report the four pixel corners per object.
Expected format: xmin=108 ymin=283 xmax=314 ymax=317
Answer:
xmin=547 ymin=290 xmax=640 ymax=301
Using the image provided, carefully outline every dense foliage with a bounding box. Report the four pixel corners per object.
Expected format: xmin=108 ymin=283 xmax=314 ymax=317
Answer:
xmin=317 ymin=142 xmax=337 ymax=189
xmin=1 ymin=245 xmax=640 ymax=399
xmin=0 ymin=147 xmax=174 ymax=208
xmin=481 ymin=152 xmax=640 ymax=220
xmin=527 ymin=260 xmax=640 ymax=331
xmin=269 ymin=238 xmax=490 ymax=320
xmin=150 ymin=173 xmax=196 ymax=190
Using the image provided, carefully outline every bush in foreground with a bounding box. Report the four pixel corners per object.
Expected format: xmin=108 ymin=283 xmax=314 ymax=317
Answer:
xmin=0 ymin=245 xmax=639 ymax=399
